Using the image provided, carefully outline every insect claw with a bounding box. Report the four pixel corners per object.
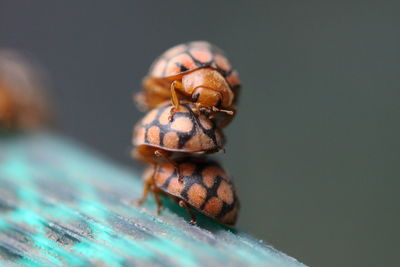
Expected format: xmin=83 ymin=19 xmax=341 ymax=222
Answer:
xmin=157 ymin=204 xmax=163 ymax=214
xmin=222 ymin=109 xmax=234 ymax=115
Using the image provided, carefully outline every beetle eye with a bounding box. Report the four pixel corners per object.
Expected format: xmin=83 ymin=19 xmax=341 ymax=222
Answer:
xmin=192 ymin=93 xmax=200 ymax=102
xmin=216 ymin=98 xmax=222 ymax=107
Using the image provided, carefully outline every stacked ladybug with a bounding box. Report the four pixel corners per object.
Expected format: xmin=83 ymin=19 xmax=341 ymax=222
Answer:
xmin=132 ymin=41 xmax=240 ymax=225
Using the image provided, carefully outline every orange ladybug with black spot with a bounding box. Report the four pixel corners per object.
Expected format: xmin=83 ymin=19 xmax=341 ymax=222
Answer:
xmin=132 ymin=102 xmax=224 ymax=166
xmin=137 ymin=157 xmax=239 ymax=225
xmin=136 ymin=41 xmax=240 ymax=125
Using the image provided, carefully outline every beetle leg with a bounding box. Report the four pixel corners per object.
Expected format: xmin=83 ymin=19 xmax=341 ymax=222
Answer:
xmin=169 ymin=80 xmax=183 ymax=121
xmin=178 ymin=200 xmax=196 ymax=225
xmin=137 ymin=163 xmax=163 ymax=214
xmin=135 ymin=180 xmax=151 ymax=205
xmin=153 ymin=187 xmax=163 ymax=214
xmin=154 ymin=149 xmax=183 ymax=183
xmin=217 ymin=106 xmax=236 ymax=128
xmin=211 ymin=106 xmax=234 ymax=116
xmin=135 ymin=166 xmax=156 ymax=206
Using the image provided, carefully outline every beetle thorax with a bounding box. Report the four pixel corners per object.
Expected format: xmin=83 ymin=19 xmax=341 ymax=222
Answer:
xmin=181 ymin=68 xmax=234 ymax=108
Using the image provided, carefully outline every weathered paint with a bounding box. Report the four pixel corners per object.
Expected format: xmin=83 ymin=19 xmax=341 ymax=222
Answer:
xmin=0 ymin=132 xmax=306 ymax=267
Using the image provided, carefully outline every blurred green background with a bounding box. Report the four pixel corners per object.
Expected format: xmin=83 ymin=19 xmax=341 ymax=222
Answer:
xmin=1 ymin=1 xmax=399 ymax=266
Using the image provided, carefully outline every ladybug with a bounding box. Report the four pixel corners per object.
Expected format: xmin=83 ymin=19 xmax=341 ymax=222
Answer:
xmin=137 ymin=157 xmax=239 ymax=225
xmin=0 ymin=84 xmax=15 ymax=128
xmin=0 ymin=50 xmax=49 ymax=130
xmin=132 ymin=102 xmax=224 ymax=165
xmin=136 ymin=41 xmax=240 ymax=124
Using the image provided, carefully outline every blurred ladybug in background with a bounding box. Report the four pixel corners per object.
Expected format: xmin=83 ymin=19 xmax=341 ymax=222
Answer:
xmin=0 ymin=50 xmax=50 ymax=130
xmin=136 ymin=41 xmax=241 ymax=126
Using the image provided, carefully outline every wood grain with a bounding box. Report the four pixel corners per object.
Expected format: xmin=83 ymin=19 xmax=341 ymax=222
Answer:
xmin=0 ymin=132 xmax=305 ymax=266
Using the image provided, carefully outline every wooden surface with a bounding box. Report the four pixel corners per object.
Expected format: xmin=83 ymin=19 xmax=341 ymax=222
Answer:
xmin=0 ymin=132 xmax=306 ymax=266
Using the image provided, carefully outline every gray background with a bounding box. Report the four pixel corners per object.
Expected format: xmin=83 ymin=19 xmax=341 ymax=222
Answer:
xmin=1 ymin=1 xmax=399 ymax=266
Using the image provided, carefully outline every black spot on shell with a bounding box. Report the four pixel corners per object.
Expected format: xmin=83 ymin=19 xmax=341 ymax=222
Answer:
xmin=176 ymin=63 xmax=189 ymax=72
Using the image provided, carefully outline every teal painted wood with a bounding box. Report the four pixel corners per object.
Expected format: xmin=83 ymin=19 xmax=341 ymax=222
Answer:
xmin=0 ymin=132 xmax=306 ymax=267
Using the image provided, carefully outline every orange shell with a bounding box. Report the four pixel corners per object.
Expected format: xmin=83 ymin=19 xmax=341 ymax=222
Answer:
xmin=148 ymin=41 xmax=240 ymax=89
xmin=133 ymin=102 xmax=224 ymax=153
xmin=152 ymin=158 xmax=239 ymax=225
